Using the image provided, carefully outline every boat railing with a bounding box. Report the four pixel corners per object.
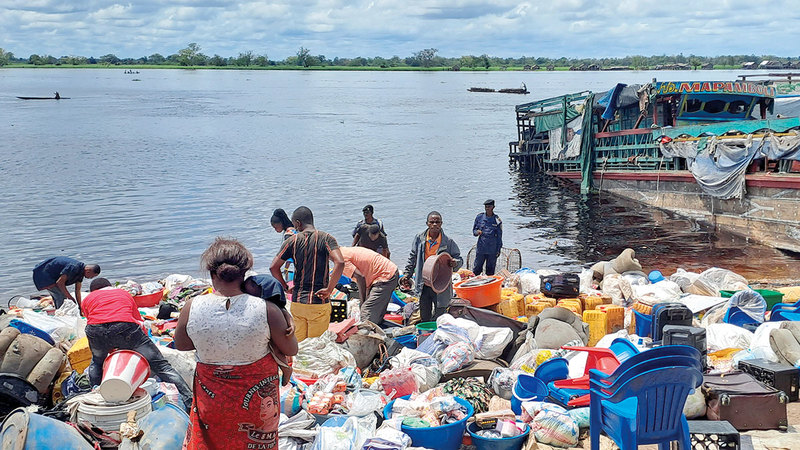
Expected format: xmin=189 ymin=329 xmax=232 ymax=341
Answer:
xmin=594 ymin=128 xmax=675 ymax=171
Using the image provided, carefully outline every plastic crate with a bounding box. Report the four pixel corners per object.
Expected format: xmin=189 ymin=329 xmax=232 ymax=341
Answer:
xmin=677 ymin=420 xmax=740 ymax=449
xmin=720 ymin=289 xmax=784 ymax=310
xmin=663 ymin=325 xmax=707 ymax=370
xmin=739 ymin=358 xmax=799 ymax=402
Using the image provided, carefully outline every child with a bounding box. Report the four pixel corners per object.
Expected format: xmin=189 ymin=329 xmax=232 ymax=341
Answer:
xmin=243 ymin=274 xmax=296 ymax=385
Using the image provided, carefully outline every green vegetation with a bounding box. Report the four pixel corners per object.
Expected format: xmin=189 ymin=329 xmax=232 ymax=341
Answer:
xmin=2 ymin=44 xmax=799 ymax=71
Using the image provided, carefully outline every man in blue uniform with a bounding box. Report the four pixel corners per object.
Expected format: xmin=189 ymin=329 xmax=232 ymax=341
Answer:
xmin=32 ymin=256 xmax=101 ymax=310
xmin=472 ymin=199 xmax=503 ymax=276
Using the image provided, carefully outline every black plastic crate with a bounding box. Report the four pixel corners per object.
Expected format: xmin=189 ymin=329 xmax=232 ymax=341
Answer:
xmin=739 ymin=358 xmax=799 ymax=402
xmin=663 ymin=325 xmax=707 ymax=370
xmin=651 ymin=303 xmax=693 ymax=341
xmin=679 ymin=420 xmax=740 ymax=449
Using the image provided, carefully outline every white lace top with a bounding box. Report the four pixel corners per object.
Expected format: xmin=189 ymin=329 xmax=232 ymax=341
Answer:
xmin=186 ymin=293 xmax=271 ymax=365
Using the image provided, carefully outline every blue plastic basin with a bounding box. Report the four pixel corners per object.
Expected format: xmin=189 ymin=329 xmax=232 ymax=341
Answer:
xmin=633 ymin=310 xmax=652 ymax=337
xmin=383 ymin=395 xmax=474 ymax=450
xmin=511 ymin=374 xmax=548 ymax=415
xmin=468 ymin=422 xmax=530 ymax=450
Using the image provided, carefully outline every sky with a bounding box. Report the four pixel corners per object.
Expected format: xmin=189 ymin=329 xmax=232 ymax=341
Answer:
xmin=1 ymin=0 xmax=798 ymax=60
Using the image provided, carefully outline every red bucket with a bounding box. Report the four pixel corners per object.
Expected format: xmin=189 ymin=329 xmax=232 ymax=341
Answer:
xmin=133 ymin=289 xmax=164 ymax=307
xmin=100 ymin=350 xmax=151 ymax=402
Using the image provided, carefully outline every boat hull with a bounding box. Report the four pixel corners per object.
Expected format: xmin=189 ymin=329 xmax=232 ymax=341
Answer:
xmin=555 ymin=171 xmax=800 ymax=253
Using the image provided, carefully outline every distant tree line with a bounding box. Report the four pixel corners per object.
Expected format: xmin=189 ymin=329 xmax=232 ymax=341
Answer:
xmin=1 ymin=43 xmax=798 ymax=69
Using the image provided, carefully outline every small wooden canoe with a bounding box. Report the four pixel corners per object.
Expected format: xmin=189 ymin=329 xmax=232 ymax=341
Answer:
xmin=468 ymin=87 xmax=495 ymax=92
xmin=16 ymin=96 xmax=70 ymax=100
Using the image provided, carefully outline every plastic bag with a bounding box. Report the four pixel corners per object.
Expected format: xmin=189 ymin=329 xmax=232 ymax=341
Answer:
xmin=688 ymin=267 xmax=748 ymax=297
xmin=531 ymin=410 xmax=579 ymax=447
xmin=440 ymin=342 xmax=475 ymax=374
xmin=293 ymin=331 xmax=357 ymax=379
xmin=20 ymin=310 xmax=80 ymax=343
xmin=518 ymin=273 xmax=541 ymax=295
xmin=281 ymin=382 xmax=304 ymax=417
xmin=684 ymin=389 xmax=706 ymax=419
xmin=600 ymin=274 xmax=634 ymax=307
xmin=347 ymin=390 xmax=389 ymax=417
xmin=567 ymin=407 xmax=590 ymax=429
xmin=727 ymin=289 xmax=766 ymax=323
xmin=669 ymin=268 xmax=701 ymax=293
xmin=748 ymin=322 xmax=782 ymax=362
xmin=706 ymin=323 xmax=753 ymax=352
xmin=631 ymin=280 xmax=682 ymax=306
xmin=55 ymin=299 xmax=80 ymax=317
xmin=578 ymin=269 xmax=594 ymax=294
xmin=474 ymin=326 xmax=513 ymax=360
xmin=311 ymin=416 xmax=373 ymax=450
xmin=389 ymin=348 xmax=441 ymax=392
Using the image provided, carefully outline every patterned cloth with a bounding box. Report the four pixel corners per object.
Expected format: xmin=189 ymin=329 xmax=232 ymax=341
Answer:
xmin=441 ymin=377 xmax=494 ymax=413
xmin=184 ymin=353 xmax=280 ymax=450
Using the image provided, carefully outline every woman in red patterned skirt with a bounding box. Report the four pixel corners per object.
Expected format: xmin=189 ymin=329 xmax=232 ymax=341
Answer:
xmin=175 ymin=237 xmax=298 ymax=449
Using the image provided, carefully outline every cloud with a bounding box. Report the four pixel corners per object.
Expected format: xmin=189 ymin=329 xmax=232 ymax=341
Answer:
xmin=1 ymin=0 xmax=799 ymax=59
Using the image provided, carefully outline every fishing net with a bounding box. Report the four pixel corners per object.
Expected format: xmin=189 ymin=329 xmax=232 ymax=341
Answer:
xmin=466 ymin=246 xmax=522 ymax=273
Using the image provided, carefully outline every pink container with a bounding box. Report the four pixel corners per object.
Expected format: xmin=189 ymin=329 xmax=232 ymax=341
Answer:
xmin=100 ymin=350 xmax=151 ymax=402
xmin=380 ymin=367 xmax=417 ymax=399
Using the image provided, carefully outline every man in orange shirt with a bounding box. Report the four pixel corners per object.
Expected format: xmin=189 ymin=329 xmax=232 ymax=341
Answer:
xmin=339 ymin=246 xmax=399 ymax=324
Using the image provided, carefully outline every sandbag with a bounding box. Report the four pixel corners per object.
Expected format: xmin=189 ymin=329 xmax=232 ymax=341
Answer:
xmin=27 ymin=347 xmax=65 ymax=393
xmin=293 ymin=331 xmax=356 ymax=379
xmin=669 ymin=268 xmax=701 ymax=292
xmin=0 ymin=333 xmax=53 ymax=376
xmin=0 ymin=327 xmax=22 ymax=364
xmin=530 ymin=308 xmax=588 ymax=349
xmin=610 ymin=249 xmax=642 ymax=274
xmin=749 ymin=322 xmax=782 ymax=362
xmin=158 ymin=345 xmax=196 ymax=387
xmin=769 ymin=328 xmax=800 ymax=366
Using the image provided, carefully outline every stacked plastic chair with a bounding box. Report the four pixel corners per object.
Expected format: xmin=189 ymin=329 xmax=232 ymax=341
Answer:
xmin=589 ymin=345 xmax=703 ymax=450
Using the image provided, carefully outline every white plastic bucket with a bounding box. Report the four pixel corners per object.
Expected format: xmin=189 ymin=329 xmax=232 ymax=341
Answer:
xmin=100 ymin=350 xmax=151 ymax=402
xmin=76 ymin=388 xmax=152 ymax=431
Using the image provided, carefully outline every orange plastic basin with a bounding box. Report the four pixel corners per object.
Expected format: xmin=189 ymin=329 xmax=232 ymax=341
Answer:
xmin=453 ymin=275 xmax=503 ymax=308
xmin=133 ymin=289 xmax=164 ymax=307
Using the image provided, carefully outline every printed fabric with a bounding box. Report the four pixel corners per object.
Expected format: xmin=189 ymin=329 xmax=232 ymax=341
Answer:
xmin=184 ymin=353 xmax=281 ymax=450
xmin=278 ymin=230 xmax=340 ymax=304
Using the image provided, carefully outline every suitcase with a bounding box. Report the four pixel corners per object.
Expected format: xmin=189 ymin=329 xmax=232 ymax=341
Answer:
xmin=738 ymin=358 xmax=799 ymax=402
xmin=702 ymin=372 xmax=788 ymax=431
xmin=651 ymin=302 xmax=692 ymax=342
xmin=540 ymin=273 xmax=580 ymax=299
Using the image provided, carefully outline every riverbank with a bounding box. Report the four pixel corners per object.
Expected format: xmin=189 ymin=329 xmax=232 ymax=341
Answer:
xmin=1 ymin=63 xmax=745 ymax=71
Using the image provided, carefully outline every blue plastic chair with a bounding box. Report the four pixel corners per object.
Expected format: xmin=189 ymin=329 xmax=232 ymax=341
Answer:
xmin=589 ymin=363 xmax=703 ymax=450
xmin=723 ymin=306 xmax=760 ymax=328
xmin=534 ymin=357 xmax=569 ymax=384
xmin=593 ymin=345 xmax=702 ymax=387
xmin=772 ymin=310 xmax=800 ymax=322
xmin=609 ymin=338 xmax=639 ymax=362
xmin=632 ymin=310 xmax=652 ymax=337
xmin=770 ymin=299 xmax=800 ymax=313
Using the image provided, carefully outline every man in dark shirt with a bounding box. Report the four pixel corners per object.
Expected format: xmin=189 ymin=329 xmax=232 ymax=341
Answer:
xmin=32 ymin=256 xmax=101 ymax=309
xmin=352 ymin=204 xmax=385 ymax=242
xmin=472 ymin=199 xmax=503 ymax=275
xmin=270 ymin=206 xmax=344 ymax=341
xmin=353 ymin=224 xmax=390 ymax=258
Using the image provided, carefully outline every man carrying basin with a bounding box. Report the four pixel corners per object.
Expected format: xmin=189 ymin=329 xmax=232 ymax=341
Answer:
xmin=32 ymin=256 xmax=101 ymax=310
xmin=400 ymin=211 xmax=463 ymax=322
xmin=82 ymin=277 xmax=192 ymax=410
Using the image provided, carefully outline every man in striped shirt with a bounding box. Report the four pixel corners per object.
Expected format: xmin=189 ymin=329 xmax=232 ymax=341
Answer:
xmin=270 ymin=206 xmax=344 ymax=341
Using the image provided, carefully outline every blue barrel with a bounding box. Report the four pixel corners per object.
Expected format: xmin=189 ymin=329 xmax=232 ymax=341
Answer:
xmin=0 ymin=408 xmax=93 ymax=449
xmin=383 ymin=395 xmax=473 ymax=450
xmin=136 ymin=402 xmax=190 ymax=449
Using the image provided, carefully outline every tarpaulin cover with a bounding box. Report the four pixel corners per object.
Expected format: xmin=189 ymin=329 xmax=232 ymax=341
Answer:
xmin=534 ymin=106 xmax=580 ymax=133
xmin=594 ymin=84 xmax=642 ymax=112
xmin=660 ymin=130 xmax=800 ymax=199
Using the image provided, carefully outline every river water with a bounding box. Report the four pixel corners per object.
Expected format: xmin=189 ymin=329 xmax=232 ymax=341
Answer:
xmin=1 ymin=68 xmax=798 ymax=299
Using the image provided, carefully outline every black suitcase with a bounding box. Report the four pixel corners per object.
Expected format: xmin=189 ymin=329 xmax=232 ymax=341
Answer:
xmin=540 ymin=273 xmax=579 ymax=299
xmin=651 ymin=302 xmax=692 ymax=341
xmin=738 ymin=358 xmax=799 ymax=402
xmin=662 ymin=325 xmax=707 ymax=370
xmin=702 ymin=372 xmax=788 ymax=431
